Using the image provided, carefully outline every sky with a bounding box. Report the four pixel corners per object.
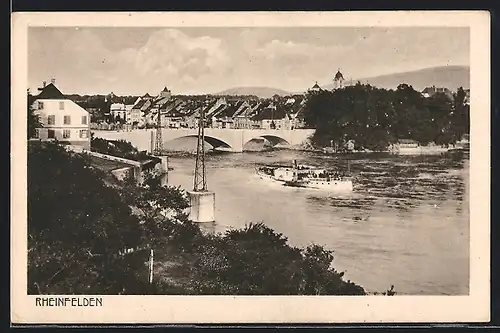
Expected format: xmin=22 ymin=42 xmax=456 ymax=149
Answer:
xmin=28 ymin=27 xmax=470 ymax=96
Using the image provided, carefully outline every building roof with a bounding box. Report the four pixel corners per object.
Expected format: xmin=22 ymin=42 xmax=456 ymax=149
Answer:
xmin=164 ymin=106 xmax=184 ymax=118
xmin=251 ymin=105 xmax=287 ymax=121
xmin=35 ymin=83 xmax=66 ymax=100
xmin=312 ymin=82 xmax=321 ymax=89
xmin=110 ymin=103 xmax=126 ymax=110
xmin=421 ymin=86 xmax=453 ymax=99
xmin=421 ymin=87 xmax=435 ymax=94
xmin=153 ymin=96 xmax=171 ymax=107
xmin=216 ymin=103 xmax=240 ymax=118
xmin=207 ymin=104 xmax=227 ymax=118
xmin=233 ymin=101 xmax=250 ymax=117
xmin=132 ymin=99 xmax=147 ymax=110
xmin=162 ymin=87 xmax=170 ymax=92
xmin=140 ymin=99 xmax=153 ymax=112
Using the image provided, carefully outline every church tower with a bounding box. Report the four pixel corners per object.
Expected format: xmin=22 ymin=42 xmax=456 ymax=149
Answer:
xmin=160 ymin=86 xmax=171 ymax=99
xmin=334 ymin=69 xmax=345 ymax=89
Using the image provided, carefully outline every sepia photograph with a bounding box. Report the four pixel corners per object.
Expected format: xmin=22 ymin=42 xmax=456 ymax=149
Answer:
xmin=11 ymin=11 xmax=490 ymax=324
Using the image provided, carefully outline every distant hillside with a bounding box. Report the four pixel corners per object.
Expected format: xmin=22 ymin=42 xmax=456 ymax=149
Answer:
xmin=322 ymin=66 xmax=470 ymax=92
xmin=215 ymin=86 xmax=290 ymax=98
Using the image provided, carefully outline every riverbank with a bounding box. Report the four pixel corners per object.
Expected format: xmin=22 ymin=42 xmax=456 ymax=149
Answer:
xmin=146 ymin=221 xmax=369 ymax=295
xmin=166 ymin=149 xmax=469 ymax=295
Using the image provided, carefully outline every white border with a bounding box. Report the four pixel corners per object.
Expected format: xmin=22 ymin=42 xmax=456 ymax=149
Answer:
xmin=11 ymin=11 xmax=491 ymax=324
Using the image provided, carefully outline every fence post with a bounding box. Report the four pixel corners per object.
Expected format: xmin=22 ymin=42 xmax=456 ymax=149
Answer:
xmin=148 ymin=249 xmax=154 ymax=284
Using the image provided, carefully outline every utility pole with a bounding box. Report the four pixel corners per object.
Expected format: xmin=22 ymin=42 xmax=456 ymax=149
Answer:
xmin=193 ymin=107 xmax=207 ymax=191
xmin=148 ymin=249 xmax=154 ymax=284
xmin=154 ymin=109 xmax=163 ymax=156
xmin=188 ymin=106 xmax=215 ymax=223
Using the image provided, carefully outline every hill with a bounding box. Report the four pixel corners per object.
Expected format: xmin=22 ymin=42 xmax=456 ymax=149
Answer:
xmin=215 ymin=86 xmax=290 ymax=98
xmin=322 ymin=66 xmax=469 ymax=92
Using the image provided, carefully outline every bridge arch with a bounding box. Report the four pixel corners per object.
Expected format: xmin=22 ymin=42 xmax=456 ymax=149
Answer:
xmin=164 ymin=135 xmax=233 ymax=151
xmin=243 ymin=135 xmax=290 ymax=150
xmin=260 ymin=135 xmax=290 ymax=146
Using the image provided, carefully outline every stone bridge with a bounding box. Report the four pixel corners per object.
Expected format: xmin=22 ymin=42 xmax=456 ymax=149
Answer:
xmin=92 ymin=128 xmax=315 ymax=152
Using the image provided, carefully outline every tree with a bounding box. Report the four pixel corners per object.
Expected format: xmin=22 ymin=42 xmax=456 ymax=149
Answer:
xmin=304 ymin=84 xmax=396 ymax=150
xmin=27 ymin=91 xmax=41 ymax=139
xmin=450 ymin=87 xmax=470 ymax=142
xmin=303 ymin=82 xmax=464 ymax=149
xmin=28 ymin=142 xmax=146 ymax=294
xmin=117 ymin=169 xmax=192 ymax=250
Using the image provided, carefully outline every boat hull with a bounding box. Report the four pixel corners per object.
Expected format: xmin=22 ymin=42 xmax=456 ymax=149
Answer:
xmin=256 ymin=164 xmax=354 ymax=193
xmin=283 ymin=179 xmax=353 ymax=192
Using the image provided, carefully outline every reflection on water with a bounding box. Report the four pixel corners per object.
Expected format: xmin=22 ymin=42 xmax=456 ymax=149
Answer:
xmin=167 ymin=149 xmax=469 ymax=295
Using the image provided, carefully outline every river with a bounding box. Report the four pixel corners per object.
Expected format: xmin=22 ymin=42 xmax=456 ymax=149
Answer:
xmin=165 ymin=144 xmax=469 ymax=295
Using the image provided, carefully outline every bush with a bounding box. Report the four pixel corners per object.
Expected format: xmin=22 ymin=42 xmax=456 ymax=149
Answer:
xmin=183 ymin=223 xmax=366 ymax=295
xmin=91 ymin=137 xmax=151 ymax=161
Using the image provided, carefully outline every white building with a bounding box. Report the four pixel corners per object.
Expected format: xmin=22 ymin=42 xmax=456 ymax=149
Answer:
xmin=124 ymin=104 xmax=134 ymax=124
xmin=310 ymin=82 xmax=321 ymax=93
xmin=32 ymin=82 xmax=91 ymax=150
xmin=110 ymin=103 xmax=126 ymax=121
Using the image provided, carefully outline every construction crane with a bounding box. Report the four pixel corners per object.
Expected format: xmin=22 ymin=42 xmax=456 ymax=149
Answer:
xmin=193 ymin=107 xmax=207 ymax=192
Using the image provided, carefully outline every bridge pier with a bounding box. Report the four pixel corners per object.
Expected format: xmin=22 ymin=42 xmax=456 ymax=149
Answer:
xmin=158 ymin=156 xmax=169 ymax=187
xmin=188 ymin=190 xmax=215 ymax=223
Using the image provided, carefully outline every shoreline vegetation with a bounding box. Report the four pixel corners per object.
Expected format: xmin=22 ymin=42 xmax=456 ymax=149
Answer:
xmin=302 ymin=83 xmax=469 ymax=152
xmin=27 ymin=140 xmax=400 ymax=296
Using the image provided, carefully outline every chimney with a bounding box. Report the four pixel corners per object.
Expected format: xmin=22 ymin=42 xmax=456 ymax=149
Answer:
xmin=50 ymin=78 xmax=56 ymax=85
xmin=42 ymin=81 xmax=47 ymax=88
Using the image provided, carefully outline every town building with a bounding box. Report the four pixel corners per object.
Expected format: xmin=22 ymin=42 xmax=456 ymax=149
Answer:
xmin=155 ymin=99 xmax=185 ymax=128
xmin=421 ymin=86 xmax=454 ymax=100
xmin=183 ymin=107 xmax=202 ymax=128
xmin=251 ymin=103 xmax=292 ymax=130
xmin=126 ymin=106 xmax=142 ymax=127
xmin=232 ymin=101 xmax=255 ymax=129
xmin=110 ymin=103 xmax=126 ymax=122
xmin=124 ymin=104 xmax=134 ymax=124
xmin=333 ymin=69 xmax=345 ymax=89
xmin=212 ymin=101 xmax=243 ymax=129
xmin=310 ymin=82 xmax=321 ymax=93
xmin=31 ymin=81 xmax=91 ymax=151
xmin=148 ymin=87 xmax=173 ymax=125
xmin=285 ymin=96 xmax=307 ymax=129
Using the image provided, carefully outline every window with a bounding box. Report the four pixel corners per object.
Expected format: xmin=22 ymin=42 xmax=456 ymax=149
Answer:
xmin=81 ymin=115 xmax=87 ymax=125
xmin=47 ymin=129 xmax=55 ymax=139
xmin=38 ymin=101 xmax=44 ymax=110
xmin=33 ymin=129 xmax=39 ymax=139
xmin=59 ymin=101 xmax=65 ymax=110
xmin=79 ymin=130 xmax=88 ymax=139
xmin=63 ymin=115 xmax=71 ymax=125
xmin=63 ymin=130 xmax=71 ymax=139
xmin=47 ymin=115 xmax=55 ymax=125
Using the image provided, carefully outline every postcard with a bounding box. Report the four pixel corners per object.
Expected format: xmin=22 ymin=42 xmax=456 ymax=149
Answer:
xmin=11 ymin=11 xmax=490 ymax=324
